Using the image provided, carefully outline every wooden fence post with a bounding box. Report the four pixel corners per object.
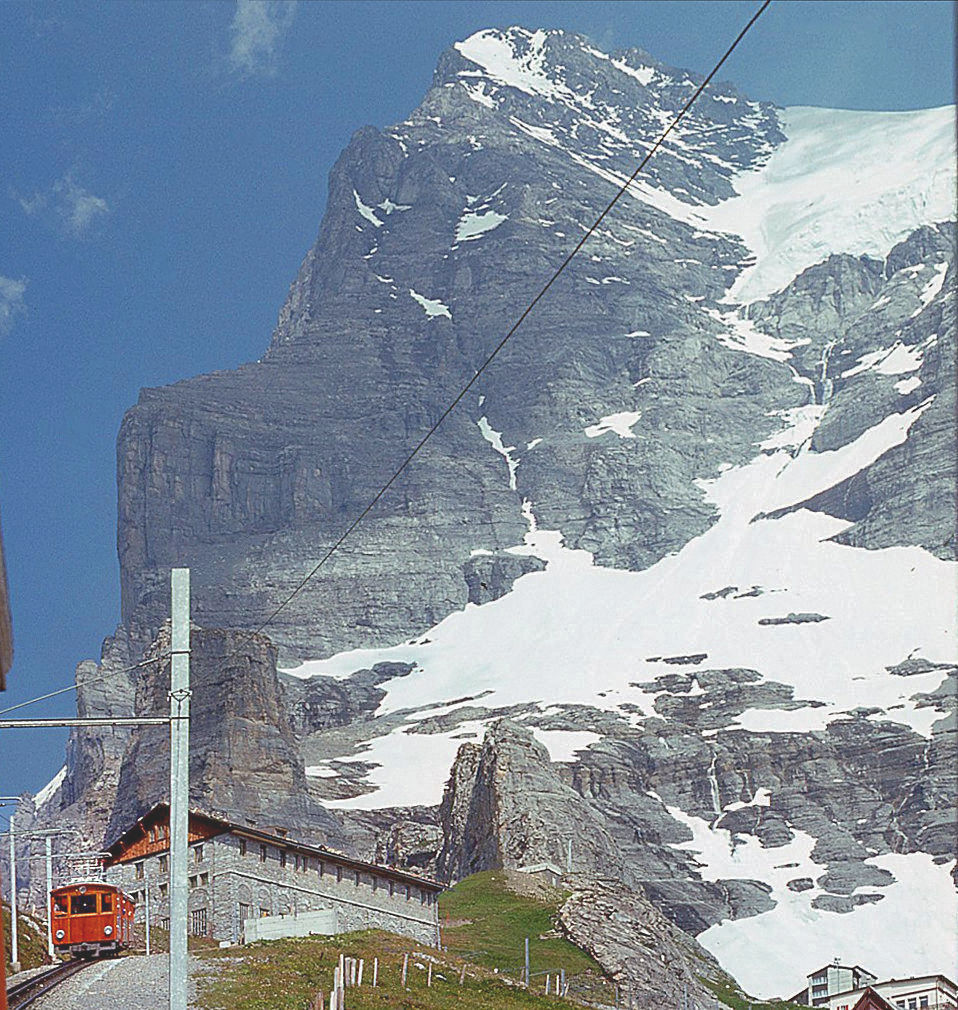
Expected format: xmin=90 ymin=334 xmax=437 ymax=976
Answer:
xmin=401 ymin=952 xmax=408 ymax=987
xmin=372 ymin=957 xmax=378 ymax=987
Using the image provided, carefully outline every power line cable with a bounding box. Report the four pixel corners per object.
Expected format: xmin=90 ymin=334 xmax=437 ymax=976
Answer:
xmin=0 ymin=655 xmax=165 ymax=718
xmin=247 ymin=0 xmax=772 ymax=638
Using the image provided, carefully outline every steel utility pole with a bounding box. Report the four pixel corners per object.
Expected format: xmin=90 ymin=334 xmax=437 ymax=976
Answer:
xmin=0 ymin=798 xmax=18 ymax=970
xmin=44 ymin=836 xmax=52 ymax=958
xmin=169 ymin=568 xmax=191 ymax=1010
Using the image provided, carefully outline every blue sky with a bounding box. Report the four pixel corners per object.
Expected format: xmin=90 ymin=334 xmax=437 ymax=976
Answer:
xmin=0 ymin=0 xmax=954 ymax=802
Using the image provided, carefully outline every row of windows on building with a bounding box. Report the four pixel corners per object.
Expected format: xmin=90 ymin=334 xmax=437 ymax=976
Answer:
xmin=152 ymin=909 xmax=207 ymax=936
xmin=236 ymin=838 xmax=436 ymax=906
xmin=133 ymin=843 xmax=208 ymax=880
xmin=834 ymin=999 xmax=932 ymax=1010
xmin=128 ymin=873 xmax=209 ymax=904
xmin=129 ymin=839 xmax=436 ymax=907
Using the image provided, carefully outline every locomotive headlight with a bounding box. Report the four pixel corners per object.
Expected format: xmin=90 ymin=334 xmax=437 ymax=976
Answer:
xmin=103 ymin=925 xmax=113 ymax=936
xmin=55 ymin=929 xmax=65 ymax=940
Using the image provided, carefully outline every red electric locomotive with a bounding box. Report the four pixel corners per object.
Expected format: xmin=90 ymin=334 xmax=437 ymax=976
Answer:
xmin=51 ymin=882 xmax=135 ymax=958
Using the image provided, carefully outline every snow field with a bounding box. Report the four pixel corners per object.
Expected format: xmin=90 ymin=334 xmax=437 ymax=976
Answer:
xmin=700 ymin=105 xmax=957 ymax=303
xmin=289 ymin=398 xmax=954 ymax=794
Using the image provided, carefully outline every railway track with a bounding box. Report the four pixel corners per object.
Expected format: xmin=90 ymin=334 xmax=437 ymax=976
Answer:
xmin=6 ymin=960 xmax=91 ymax=1009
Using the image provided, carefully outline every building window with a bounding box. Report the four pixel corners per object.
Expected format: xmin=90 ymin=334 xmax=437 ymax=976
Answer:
xmin=194 ymin=845 xmax=204 ymax=863
xmin=372 ymin=877 xmax=378 ymax=891
xmin=160 ymin=883 xmax=168 ymax=897
xmin=159 ymin=855 xmax=169 ymax=873
xmin=239 ymin=903 xmax=252 ymax=925
xmin=354 ymin=870 xmax=360 ymax=886
xmin=336 ymin=866 xmax=342 ymax=883
xmin=279 ymin=851 xmax=287 ymax=868
xmin=159 ymin=917 xmax=170 ymax=930
xmin=908 ymin=1001 xmax=918 ymax=1010
xmin=420 ymin=890 xmax=427 ymax=905
xmin=389 ymin=881 xmax=394 ymax=897
xmin=135 ymin=861 xmax=144 ymax=880
xmin=919 ymin=1000 xmax=928 ymax=1009
xmin=199 ymin=873 xmax=209 ymax=887
xmin=302 ymin=857 xmax=309 ymax=873
xmin=318 ymin=861 xmax=324 ymax=876
xmin=188 ymin=908 xmax=208 ymax=936
xmin=189 ymin=875 xmax=197 ymax=890
xmin=239 ymin=838 xmax=247 ymax=857
xmin=260 ymin=844 xmax=267 ymax=863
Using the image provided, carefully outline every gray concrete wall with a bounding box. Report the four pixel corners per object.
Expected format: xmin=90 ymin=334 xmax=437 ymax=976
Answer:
xmin=244 ymin=908 xmax=338 ymax=942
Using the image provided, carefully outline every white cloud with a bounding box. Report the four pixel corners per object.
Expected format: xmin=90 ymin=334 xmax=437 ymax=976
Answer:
xmin=0 ymin=275 xmax=27 ymax=338
xmin=17 ymin=173 xmax=110 ymax=237
xmin=228 ymin=0 xmax=297 ymax=76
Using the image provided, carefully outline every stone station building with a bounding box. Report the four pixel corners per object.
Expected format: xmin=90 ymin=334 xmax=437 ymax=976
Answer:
xmin=105 ymin=803 xmax=442 ymax=946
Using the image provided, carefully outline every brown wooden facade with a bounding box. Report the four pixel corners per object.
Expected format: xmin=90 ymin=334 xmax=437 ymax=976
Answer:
xmin=106 ymin=805 xmax=225 ymax=864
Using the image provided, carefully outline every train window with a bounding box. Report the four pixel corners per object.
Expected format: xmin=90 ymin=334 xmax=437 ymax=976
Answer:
xmin=101 ymin=894 xmax=113 ymax=912
xmin=53 ymin=896 xmax=68 ymax=913
xmin=71 ymin=894 xmax=97 ymax=915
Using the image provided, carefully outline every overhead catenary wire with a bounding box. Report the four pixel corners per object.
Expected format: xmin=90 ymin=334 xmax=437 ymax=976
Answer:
xmin=247 ymin=0 xmax=773 ymax=639
xmin=0 ymin=654 xmax=165 ymax=718
xmin=1 ymin=1 xmax=771 ymax=722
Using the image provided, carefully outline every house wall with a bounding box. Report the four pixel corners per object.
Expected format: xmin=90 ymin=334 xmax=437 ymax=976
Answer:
xmin=828 ymin=978 xmax=958 ymax=1010
xmin=109 ymin=830 xmax=440 ymax=948
xmin=807 ymin=967 xmax=877 ymax=1006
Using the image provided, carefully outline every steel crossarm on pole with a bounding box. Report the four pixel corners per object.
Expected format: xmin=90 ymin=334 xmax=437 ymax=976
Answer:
xmin=0 ymin=718 xmax=171 ymax=728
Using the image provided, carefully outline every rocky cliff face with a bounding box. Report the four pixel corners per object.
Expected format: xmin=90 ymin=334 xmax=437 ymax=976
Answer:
xmin=23 ymin=25 xmax=957 ymax=1002
xmin=114 ymin=28 xmax=792 ymax=663
xmin=438 ymin=720 xmax=731 ymax=1010
xmin=108 ymin=624 xmax=343 ymax=846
